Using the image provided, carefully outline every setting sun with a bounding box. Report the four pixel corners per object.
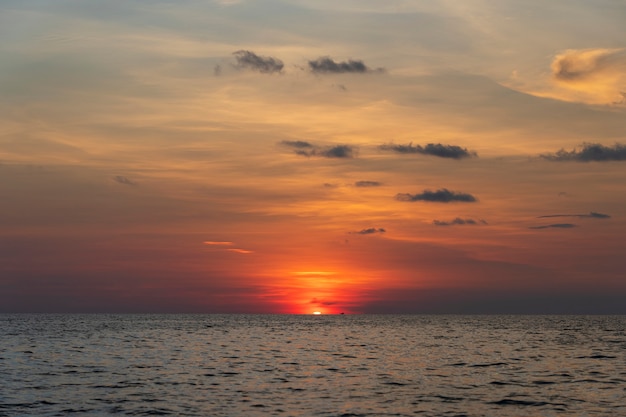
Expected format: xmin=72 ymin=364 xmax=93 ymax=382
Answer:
xmin=313 ymin=311 xmax=322 ymax=315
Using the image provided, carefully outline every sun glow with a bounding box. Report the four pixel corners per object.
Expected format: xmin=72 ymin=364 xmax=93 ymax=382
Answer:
xmin=261 ymin=264 xmax=366 ymax=314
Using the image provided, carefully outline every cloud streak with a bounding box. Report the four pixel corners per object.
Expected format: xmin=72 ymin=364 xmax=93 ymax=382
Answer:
xmin=537 ymin=212 xmax=611 ymax=219
xmin=541 ymin=143 xmax=626 ymax=162
xmin=380 ymin=142 xmax=477 ymax=159
xmin=113 ymin=176 xmax=135 ymax=185
xmin=396 ymin=189 xmax=477 ymax=203
xmin=226 ymin=248 xmax=254 ymax=254
xmin=355 ymin=181 xmax=381 ymax=187
xmin=233 ymin=50 xmax=284 ymax=74
xmin=351 ymin=228 xmax=386 ymax=235
xmin=308 ymin=57 xmax=384 ymax=74
xmin=204 ymin=241 xmax=252 ymax=253
xmin=310 ymin=298 xmax=337 ymax=306
xmin=280 ymin=140 xmax=313 ymax=149
xmin=529 ymin=224 xmax=576 ymax=230
xmin=433 ymin=218 xmax=487 ymax=226
xmin=280 ymin=141 xmax=357 ymax=158
xmin=203 ymin=241 xmax=234 ymax=246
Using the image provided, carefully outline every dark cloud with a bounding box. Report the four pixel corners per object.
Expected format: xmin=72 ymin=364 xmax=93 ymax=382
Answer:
xmin=308 ymin=57 xmax=384 ymax=74
xmin=396 ymin=189 xmax=477 ymax=203
xmin=380 ymin=142 xmax=477 ymax=159
xmin=113 ymin=176 xmax=135 ymax=186
xmin=351 ymin=228 xmax=386 ymax=235
xmin=280 ymin=140 xmax=314 ymax=149
xmin=280 ymin=140 xmax=357 ymax=158
xmin=310 ymin=298 xmax=337 ymax=306
xmin=291 ymin=144 xmax=357 ymax=158
xmin=355 ymin=181 xmax=381 ymax=187
xmin=433 ymin=218 xmax=487 ymax=226
xmin=233 ymin=50 xmax=284 ymax=74
xmin=318 ymin=145 xmax=355 ymax=158
xmin=541 ymin=143 xmax=626 ymax=162
xmin=537 ymin=212 xmax=611 ymax=219
xmin=529 ymin=223 xmax=576 ymax=230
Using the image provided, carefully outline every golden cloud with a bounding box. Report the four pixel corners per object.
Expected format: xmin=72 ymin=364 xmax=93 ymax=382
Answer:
xmin=549 ymin=48 xmax=626 ymax=105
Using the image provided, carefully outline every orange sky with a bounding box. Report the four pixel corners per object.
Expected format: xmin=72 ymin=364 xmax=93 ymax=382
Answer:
xmin=1 ymin=0 xmax=626 ymax=313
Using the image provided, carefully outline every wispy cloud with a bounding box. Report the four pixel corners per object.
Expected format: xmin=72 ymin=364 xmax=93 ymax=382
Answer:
xmin=396 ymin=189 xmax=477 ymax=203
xmin=226 ymin=248 xmax=254 ymax=254
xmin=351 ymin=228 xmax=386 ymax=235
xmin=233 ymin=50 xmax=284 ymax=74
xmin=540 ymin=143 xmax=626 ymax=162
xmin=552 ymin=48 xmax=626 ymax=83
xmin=310 ymin=298 xmax=337 ymax=306
xmin=547 ymin=48 xmax=626 ymax=104
xmin=537 ymin=212 xmax=611 ymax=219
xmin=380 ymin=142 xmax=477 ymax=159
xmin=355 ymin=181 xmax=381 ymax=187
xmin=113 ymin=176 xmax=136 ymax=185
xmin=280 ymin=140 xmax=314 ymax=149
xmin=204 ymin=241 xmax=252 ymax=253
xmin=315 ymin=145 xmax=356 ymax=158
xmin=280 ymin=141 xmax=357 ymax=158
xmin=308 ymin=57 xmax=384 ymax=74
xmin=529 ymin=224 xmax=576 ymax=230
xmin=433 ymin=218 xmax=487 ymax=226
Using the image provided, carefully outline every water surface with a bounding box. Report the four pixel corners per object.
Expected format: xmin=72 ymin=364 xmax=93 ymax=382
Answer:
xmin=1 ymin=314 xmax=624 ymax=416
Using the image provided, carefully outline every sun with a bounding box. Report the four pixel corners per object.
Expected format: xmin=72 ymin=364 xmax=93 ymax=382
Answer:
xmin=313 ymin=311 xmax=322 ymax=315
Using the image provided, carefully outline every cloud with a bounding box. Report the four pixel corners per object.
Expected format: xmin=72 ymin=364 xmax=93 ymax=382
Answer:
xmin=546 ymin=48 xmax=626 ymax=104
xmin=226 ymin=248 xmax=254 ymax=254
xmin=233 ymin=50 xmax=284 ymax=74
xmin=529 ymin=224 xmax=577 ymax=230
xmin=537 ymin=212 xmax=611 ymax=219
xmin=529 ymin=213 xmax=609 ymax=230
xmin=433 ymin=218 xmax=487 ymax=226
xmin=351 ymin=228 xmax=386 ymax=235
xmin=396 ymin=189 xmax=477 ymax=203
xmin=203 ymin=241 xmax=252 ymax=253
xmin=355 ymin=181 xmax=381 ymax=187
xmin=317 ymin=145 xmax=356 ymax=158
xmin=113 ymin=176 xmax=135 ymax=185
xmin=298 ymin=145 xmax=356 ymax=158
xmin=541 ymin=143 xmax=626 ymax=162
xmin=308 ymin=57 xmax=384 ymax=74
xmin=379 ymin=142 xmax=477 ymax=159
xmin=310 ymin=298 xmax=336 ymax=306
xmin=552 ymin=48 xmax=626 ymax=83
xmin=280 ymin=140 xmax=314 ymax=149
xmin=279 ymin=141 xmax=356 ymax=158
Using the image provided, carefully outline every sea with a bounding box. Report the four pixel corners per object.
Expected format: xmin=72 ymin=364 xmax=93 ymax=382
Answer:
xmin=1 ymin=314 xmax=624 ymax=417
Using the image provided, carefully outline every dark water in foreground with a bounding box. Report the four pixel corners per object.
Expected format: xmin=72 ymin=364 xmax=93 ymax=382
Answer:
xmin=1 ymin=315 xmax=625 ymax=416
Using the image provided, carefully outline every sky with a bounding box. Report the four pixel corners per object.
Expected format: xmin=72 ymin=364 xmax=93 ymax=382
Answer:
xmin=1 ymin=0 xmax=626 ymax=314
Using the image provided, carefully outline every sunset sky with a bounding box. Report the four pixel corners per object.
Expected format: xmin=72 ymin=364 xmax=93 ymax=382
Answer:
xmin=2 ymin=0 xmax=626 ymax=314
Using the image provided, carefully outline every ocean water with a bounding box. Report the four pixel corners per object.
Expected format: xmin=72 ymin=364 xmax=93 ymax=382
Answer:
xmin=0 ymin=315 xmax=624 ymax=417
